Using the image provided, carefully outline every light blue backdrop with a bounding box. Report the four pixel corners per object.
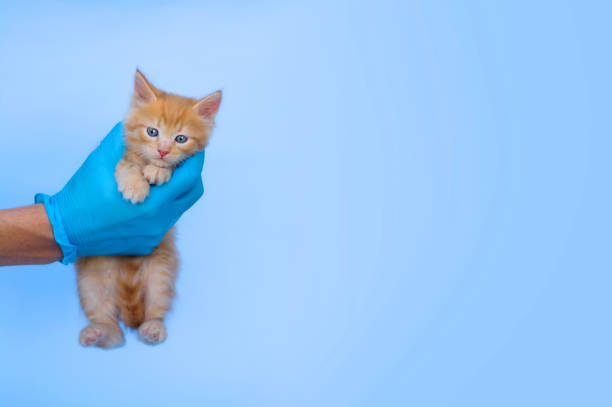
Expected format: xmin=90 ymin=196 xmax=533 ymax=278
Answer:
xmin=1 ymin=1 xmax=610 ymax=406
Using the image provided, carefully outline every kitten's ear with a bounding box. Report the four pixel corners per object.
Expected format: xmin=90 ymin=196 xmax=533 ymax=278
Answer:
xmin=132 ymin=69 xmax=157 ymax=105
xmin=193 ymin=90 xmax=222 ymax=124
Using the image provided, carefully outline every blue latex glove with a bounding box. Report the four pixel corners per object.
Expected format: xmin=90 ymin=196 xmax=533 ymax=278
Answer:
xmin=35 ymin=122 xmax=204 ymax=264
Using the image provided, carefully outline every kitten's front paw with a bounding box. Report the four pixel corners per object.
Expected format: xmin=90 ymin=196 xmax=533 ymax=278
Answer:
xmin=117 ymin=174 xmax=150 ymax=203
xmin=138 ymin=319 xmax=167 ymax=345
xmin=143 ymin=165 xmax=172 ymax=185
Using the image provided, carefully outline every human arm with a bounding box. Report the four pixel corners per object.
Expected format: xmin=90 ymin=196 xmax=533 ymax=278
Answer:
xmin=0 ymin=204 xmax=62 ymax=265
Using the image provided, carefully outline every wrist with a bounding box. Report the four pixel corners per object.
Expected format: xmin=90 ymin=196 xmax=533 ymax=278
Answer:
xmin=35 ymin=193 xmax=78 ymax=264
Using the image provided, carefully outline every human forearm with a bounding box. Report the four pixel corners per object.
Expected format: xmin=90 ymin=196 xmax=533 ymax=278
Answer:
xmin=0 ymin=204 xmax=62 ymax=265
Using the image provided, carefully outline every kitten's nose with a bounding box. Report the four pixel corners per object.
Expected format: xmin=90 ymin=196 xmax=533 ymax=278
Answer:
xmin=158 ymin=148 xmax=169 ymax=158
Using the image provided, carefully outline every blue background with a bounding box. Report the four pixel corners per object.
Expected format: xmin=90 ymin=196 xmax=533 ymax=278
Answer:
xmin=1 ymin=1 xmax=610 ymax=405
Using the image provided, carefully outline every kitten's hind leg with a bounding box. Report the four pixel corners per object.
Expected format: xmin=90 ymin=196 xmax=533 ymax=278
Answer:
xmin=76 ymin=257 xmax=125 ymax=349
xmin=138 ymin=238 xmax=178 ymax=345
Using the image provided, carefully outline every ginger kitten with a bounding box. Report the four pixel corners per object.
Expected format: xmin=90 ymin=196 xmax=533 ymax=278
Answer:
xmin=75 ymin=70 xmax=221 ymax=348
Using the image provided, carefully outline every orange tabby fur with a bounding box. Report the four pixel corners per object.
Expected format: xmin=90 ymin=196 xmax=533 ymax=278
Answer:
xmin=75 ymin=70 xmax=221 ymax=348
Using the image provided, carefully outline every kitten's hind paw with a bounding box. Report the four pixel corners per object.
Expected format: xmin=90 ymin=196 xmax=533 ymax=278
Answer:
xmin=79 ymin=323 xmax=124 ymax=349
xmin=79 ymin=324 xmax=103 ymax=346
xmin=138 ymin=319 xmax=167 ymax=345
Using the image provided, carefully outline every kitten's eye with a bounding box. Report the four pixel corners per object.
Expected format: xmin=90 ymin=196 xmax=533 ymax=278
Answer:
xmin=147 ymin=127 xmax=159 ymax=137
xmin=175 ymin=135 xmax=188 ymax=143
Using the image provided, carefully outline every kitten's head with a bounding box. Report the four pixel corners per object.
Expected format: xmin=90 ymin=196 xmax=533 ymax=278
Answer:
xmin=123 ymin=69 xmax=221 ymax=168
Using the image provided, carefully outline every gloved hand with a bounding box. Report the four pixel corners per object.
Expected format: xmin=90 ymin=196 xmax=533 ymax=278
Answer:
xmin=35 ymin=122 xmax=204 ymax=264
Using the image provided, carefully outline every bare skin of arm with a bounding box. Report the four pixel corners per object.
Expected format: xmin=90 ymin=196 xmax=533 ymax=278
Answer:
xmin=0 ymin=204 xmax=62 ymax=266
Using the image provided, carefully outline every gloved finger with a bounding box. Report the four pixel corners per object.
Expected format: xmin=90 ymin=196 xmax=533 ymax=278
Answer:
xmin=149 ymin=150 xmax=205 ymax=204
xmin=172 ymin=177 xmax=204 ymax=213
xmin=161 ymin=179 xmax=203 ymax=234
xmin=97 ymin=122 xmax=126 ymax=163
xmin=154 ymin=183 xmax=201 ymax=234
xmin=79 ymin=122 xmax=125 ymax=174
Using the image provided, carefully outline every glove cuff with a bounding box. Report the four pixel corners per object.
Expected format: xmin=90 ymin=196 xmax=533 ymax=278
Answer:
xmin=35 ymin=193 xmax=78 ymax=265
